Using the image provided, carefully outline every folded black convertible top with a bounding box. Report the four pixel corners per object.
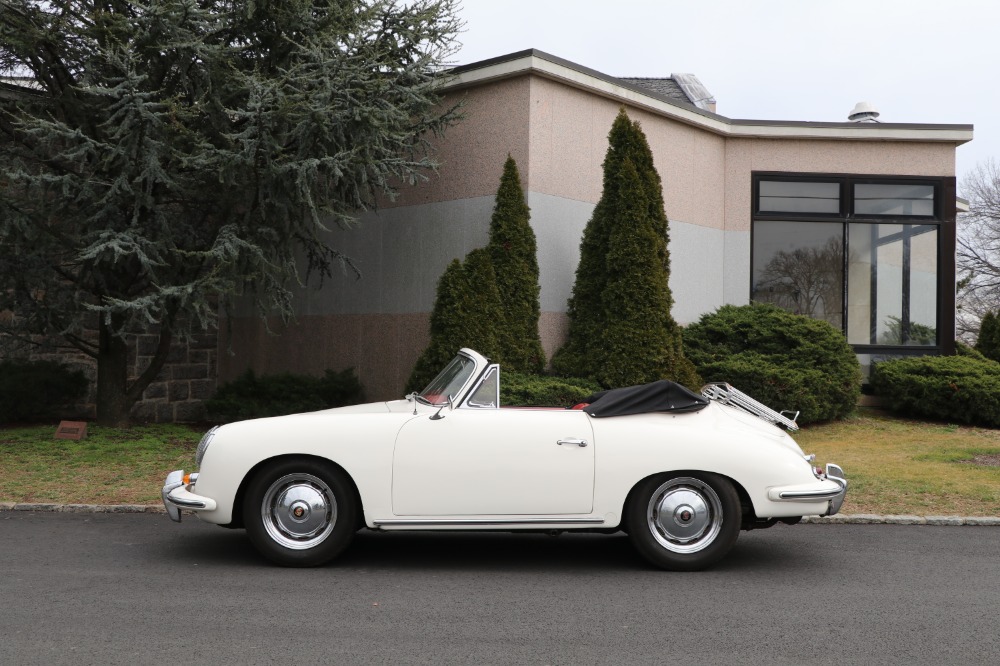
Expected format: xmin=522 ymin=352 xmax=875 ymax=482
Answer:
xmin=580 ymin=380 xmax=709 ymax=418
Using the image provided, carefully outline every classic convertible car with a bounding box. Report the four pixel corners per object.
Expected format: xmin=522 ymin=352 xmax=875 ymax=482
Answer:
xmin=163 ymin=348 xmax=847 ymax=570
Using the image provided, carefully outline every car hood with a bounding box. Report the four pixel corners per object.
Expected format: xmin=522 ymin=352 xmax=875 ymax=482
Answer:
xmin=310 ymin=401 xmax=393 ymax=415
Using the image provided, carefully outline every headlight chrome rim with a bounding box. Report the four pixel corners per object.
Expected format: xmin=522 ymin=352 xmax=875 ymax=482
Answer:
xmin=195 ymin=426 xmax=218 ymax=467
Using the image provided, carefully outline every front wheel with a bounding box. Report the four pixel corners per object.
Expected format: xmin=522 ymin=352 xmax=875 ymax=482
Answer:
xmin=627 ymin=473 xmax=741 ymax=571
xmin=244 ymin=458 xmax=358 ymax=567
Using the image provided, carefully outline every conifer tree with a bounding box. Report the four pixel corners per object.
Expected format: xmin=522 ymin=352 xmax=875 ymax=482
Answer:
xmin=488 ymin=156 xmax=545 ymax=373
xmin=406 ymin=249 xmax=504 ymax=392
xmin=553 ymin=108 xmax=698 ymax=388
xmin=975 ymin=311 xmax=1000 ymax=362
xmin=0 ymin=0 xmax=461 ymax=424
xmin=598 ymin=159 xmax=699 ymax=387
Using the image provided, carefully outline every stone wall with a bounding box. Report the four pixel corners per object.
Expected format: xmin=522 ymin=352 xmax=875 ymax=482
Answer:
xmin=1 ymin=326 xmax=219 ymax=424
xmin=128 ymin=330 xmax=218 ymax=423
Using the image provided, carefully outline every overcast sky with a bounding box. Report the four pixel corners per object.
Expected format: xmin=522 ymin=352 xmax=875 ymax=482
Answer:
xmin=453 ymin=0 xmax=996 ymax=191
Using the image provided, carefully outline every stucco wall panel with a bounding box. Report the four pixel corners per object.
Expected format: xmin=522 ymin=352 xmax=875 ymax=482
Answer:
xmin=384 ymin=78 xmax=531 ymax=209
xmin=668 ymin=221 xmax=726 ymax=325
xmin=527 ymin=192 xmax=595 ymax=312
xmin=527 ymin=77 xmax=727 ymax=232
xmin=275 ymin=197 xmax=495 ymax=317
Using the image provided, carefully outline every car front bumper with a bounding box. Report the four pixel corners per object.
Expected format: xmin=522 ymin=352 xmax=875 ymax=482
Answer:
xmin=768 ymin=463 xmax=848 ymax=516
xmin=162 ymin=470 xmax=217 ymax=522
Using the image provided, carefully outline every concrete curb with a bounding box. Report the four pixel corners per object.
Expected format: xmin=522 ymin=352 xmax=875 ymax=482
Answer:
xmin=1 ymin=502 xmax=166 ymax=514
xmin=2 ymin=503 xmax=1000 ymax=525
xmin=802 ymin=514 xmax=1000 ymax=526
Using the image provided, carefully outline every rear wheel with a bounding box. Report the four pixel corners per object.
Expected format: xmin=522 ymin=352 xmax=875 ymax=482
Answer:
xmin=627 ymin=473 xmax=741 ymax=571
xmin=244 ymin=458 xmax=357 ymax=567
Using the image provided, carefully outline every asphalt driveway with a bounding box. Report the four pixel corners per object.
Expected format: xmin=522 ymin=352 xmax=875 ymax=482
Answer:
xmin=2 ymin=511 xmax=998 ymax=665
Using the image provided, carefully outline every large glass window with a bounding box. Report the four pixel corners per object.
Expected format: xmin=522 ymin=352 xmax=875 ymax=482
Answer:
xmin=854 ymin=183 xmax=935 ymax=217
xmin=752 ymin=174 xmax=945 ymax=352
xmin=752 ymin=221 xmax=844 ymax=328
xmin=847 ymin=224 xmax=938 ymax=346
xmin=759 ymin=180 xmax=840 ymax=214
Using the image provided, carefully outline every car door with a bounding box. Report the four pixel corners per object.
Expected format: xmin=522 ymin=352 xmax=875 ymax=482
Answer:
xmin=392 ymin=407 xmax=595 ymax=516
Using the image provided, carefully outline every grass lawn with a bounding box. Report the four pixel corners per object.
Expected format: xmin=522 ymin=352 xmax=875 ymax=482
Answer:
xmin=2 ymin=409 xmax=1000 ymax=515
xmin=797 ymin=410 xmax=1000 ymax=516
xmin=0 ymin=424 xmax=199 ymax=505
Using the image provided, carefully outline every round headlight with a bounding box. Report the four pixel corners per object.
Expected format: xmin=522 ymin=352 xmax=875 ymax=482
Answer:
xmin=196 ymin=426 xmax=218 ymax=467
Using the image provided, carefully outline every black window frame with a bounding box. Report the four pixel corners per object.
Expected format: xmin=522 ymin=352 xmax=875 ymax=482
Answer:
xmin=751 ymin=172 xmax=956 ymax=357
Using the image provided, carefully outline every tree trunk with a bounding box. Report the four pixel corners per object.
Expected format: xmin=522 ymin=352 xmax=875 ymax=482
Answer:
xmin=96 ymin=315 xmax=131 ymax=426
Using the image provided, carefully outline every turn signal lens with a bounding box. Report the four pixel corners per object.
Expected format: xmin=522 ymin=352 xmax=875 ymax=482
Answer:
xmin=183 ymin=473 xmax=192 ymax=485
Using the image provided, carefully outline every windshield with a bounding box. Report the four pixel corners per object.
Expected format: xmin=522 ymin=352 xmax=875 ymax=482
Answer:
xmin=418 ymin=354 xmax=477 ymax=406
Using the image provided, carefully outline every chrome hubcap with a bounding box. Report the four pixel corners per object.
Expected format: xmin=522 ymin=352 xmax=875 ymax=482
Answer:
xmin=647 ymin=477 xmax=723 ymax=554
xmin=261 ymin=473 xmax=337 ymax=550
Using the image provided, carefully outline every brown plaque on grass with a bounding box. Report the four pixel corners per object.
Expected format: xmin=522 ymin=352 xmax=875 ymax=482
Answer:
xmin=55 ymin=421 xmax=88 ymax=441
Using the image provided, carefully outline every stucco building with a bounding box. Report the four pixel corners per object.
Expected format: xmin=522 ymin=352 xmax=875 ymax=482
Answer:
xmin=221 ymin=49 xmax=972 ymax=401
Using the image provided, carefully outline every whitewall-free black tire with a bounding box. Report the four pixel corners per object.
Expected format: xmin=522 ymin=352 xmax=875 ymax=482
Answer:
xmin=243 ymin=458 xmax=358 ymax=567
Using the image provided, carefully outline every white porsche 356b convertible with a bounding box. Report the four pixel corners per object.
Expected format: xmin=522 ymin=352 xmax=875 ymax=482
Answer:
xmin=163 ymin=348 xmax=847 ymax=571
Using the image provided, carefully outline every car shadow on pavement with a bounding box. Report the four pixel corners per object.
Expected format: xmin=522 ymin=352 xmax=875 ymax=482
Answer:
xmin=162 ymin=523 xmax=821 ymax=573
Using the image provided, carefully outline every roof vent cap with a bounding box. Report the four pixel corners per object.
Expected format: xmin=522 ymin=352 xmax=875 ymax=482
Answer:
xmin=848 ymin=101 xmax=880 ymax=123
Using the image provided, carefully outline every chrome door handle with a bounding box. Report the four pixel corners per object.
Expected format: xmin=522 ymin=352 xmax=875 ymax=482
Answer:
xmin=557 ymin=438 xmax=588 ymax=448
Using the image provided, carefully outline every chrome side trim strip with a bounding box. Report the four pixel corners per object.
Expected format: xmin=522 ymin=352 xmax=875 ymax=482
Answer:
xmin=777 ymin=489 xmax=844 ymax=500
xmin=372 ymin=517 xmax=605 ymax=527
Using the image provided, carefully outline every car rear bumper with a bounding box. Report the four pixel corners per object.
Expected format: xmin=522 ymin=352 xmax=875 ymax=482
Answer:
xmin=767 ymin=464 xmax=848 ymax=516
xmin=162 ymin=470 xmax=217 ymax=522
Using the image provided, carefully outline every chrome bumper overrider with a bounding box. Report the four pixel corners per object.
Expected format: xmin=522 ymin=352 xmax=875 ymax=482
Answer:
xmin=162 ymin=469 xmax=217 ymax=522
xmin=769 ymin=463 xmax=848 ymax=516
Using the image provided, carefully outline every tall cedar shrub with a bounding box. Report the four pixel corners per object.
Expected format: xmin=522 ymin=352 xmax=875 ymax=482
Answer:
xmin=975 ymin=311 xmax=1000 ymax=361
xmin=683 ymin=303 xmax=861 ymax=424
xmin=872 ymin=355 xmax=1000 ymax=427
xmin=552 ymin=108 xmax=697 ymax=388
xmin=406 ymin=249 xmax=504 ymax=392
xmin=488 ymin=156 xmax=545 ymax=373
xmin=598 ymin=159 xmax=700 ymax=388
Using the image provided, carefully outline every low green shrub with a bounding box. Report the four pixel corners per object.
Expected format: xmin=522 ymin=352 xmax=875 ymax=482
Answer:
xmin=500 ymin=371 xmax=600 ymax=407
xmin=955 ymin=340 xmax=993 ymax=362
xmin=206 ymin=368 xmax=364 ymax=422
xmin=871 ymin=355 xmax=1000 ymax=427
xmin=683 ymin=303 xmax=861 ymax=424
xmin=0 ymin=359 xmax=89 ymax=423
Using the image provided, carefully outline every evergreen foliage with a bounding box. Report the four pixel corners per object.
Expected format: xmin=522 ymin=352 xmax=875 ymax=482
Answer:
xmin=205 ymin=367 xmax=364 ymax=423
xmin=406 ymin=249 xmax=504 ymax=392
xmin=552 ymin=108 xmax=697 ymax=388
xmin=956 ymin=340 xmax=992 ymax=362
xmin=872 ymin=355 xmax=1000 ymax=427
xmin=0 ymin=359 xmax=89 ymax=422
xmin=683 ymin=303 xmax=861 ymax=424
xmin=0 ymin=0 xmax=461 ymax=424
xmin=598 ymin=159 xmax=699 ymax=388
xmin=500 ymin=371 xmax=600 ymax=407
xmin=488 ymin=156 xmax=545 ymax=373
xmin=974 ymin=311 xmax=1000 ymax=361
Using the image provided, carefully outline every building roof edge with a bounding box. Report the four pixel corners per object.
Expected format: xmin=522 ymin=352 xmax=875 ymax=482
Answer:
xmin=445 ymin=50 xmax=973 ymax=145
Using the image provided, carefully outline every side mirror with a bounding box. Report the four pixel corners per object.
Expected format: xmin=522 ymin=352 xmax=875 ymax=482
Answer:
xmin=430 ymin=395 xmax=453 ymax=421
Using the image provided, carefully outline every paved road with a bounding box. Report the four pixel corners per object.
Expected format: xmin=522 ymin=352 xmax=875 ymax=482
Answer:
xmin=2 ymin=512 xmax=999 ymax=665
